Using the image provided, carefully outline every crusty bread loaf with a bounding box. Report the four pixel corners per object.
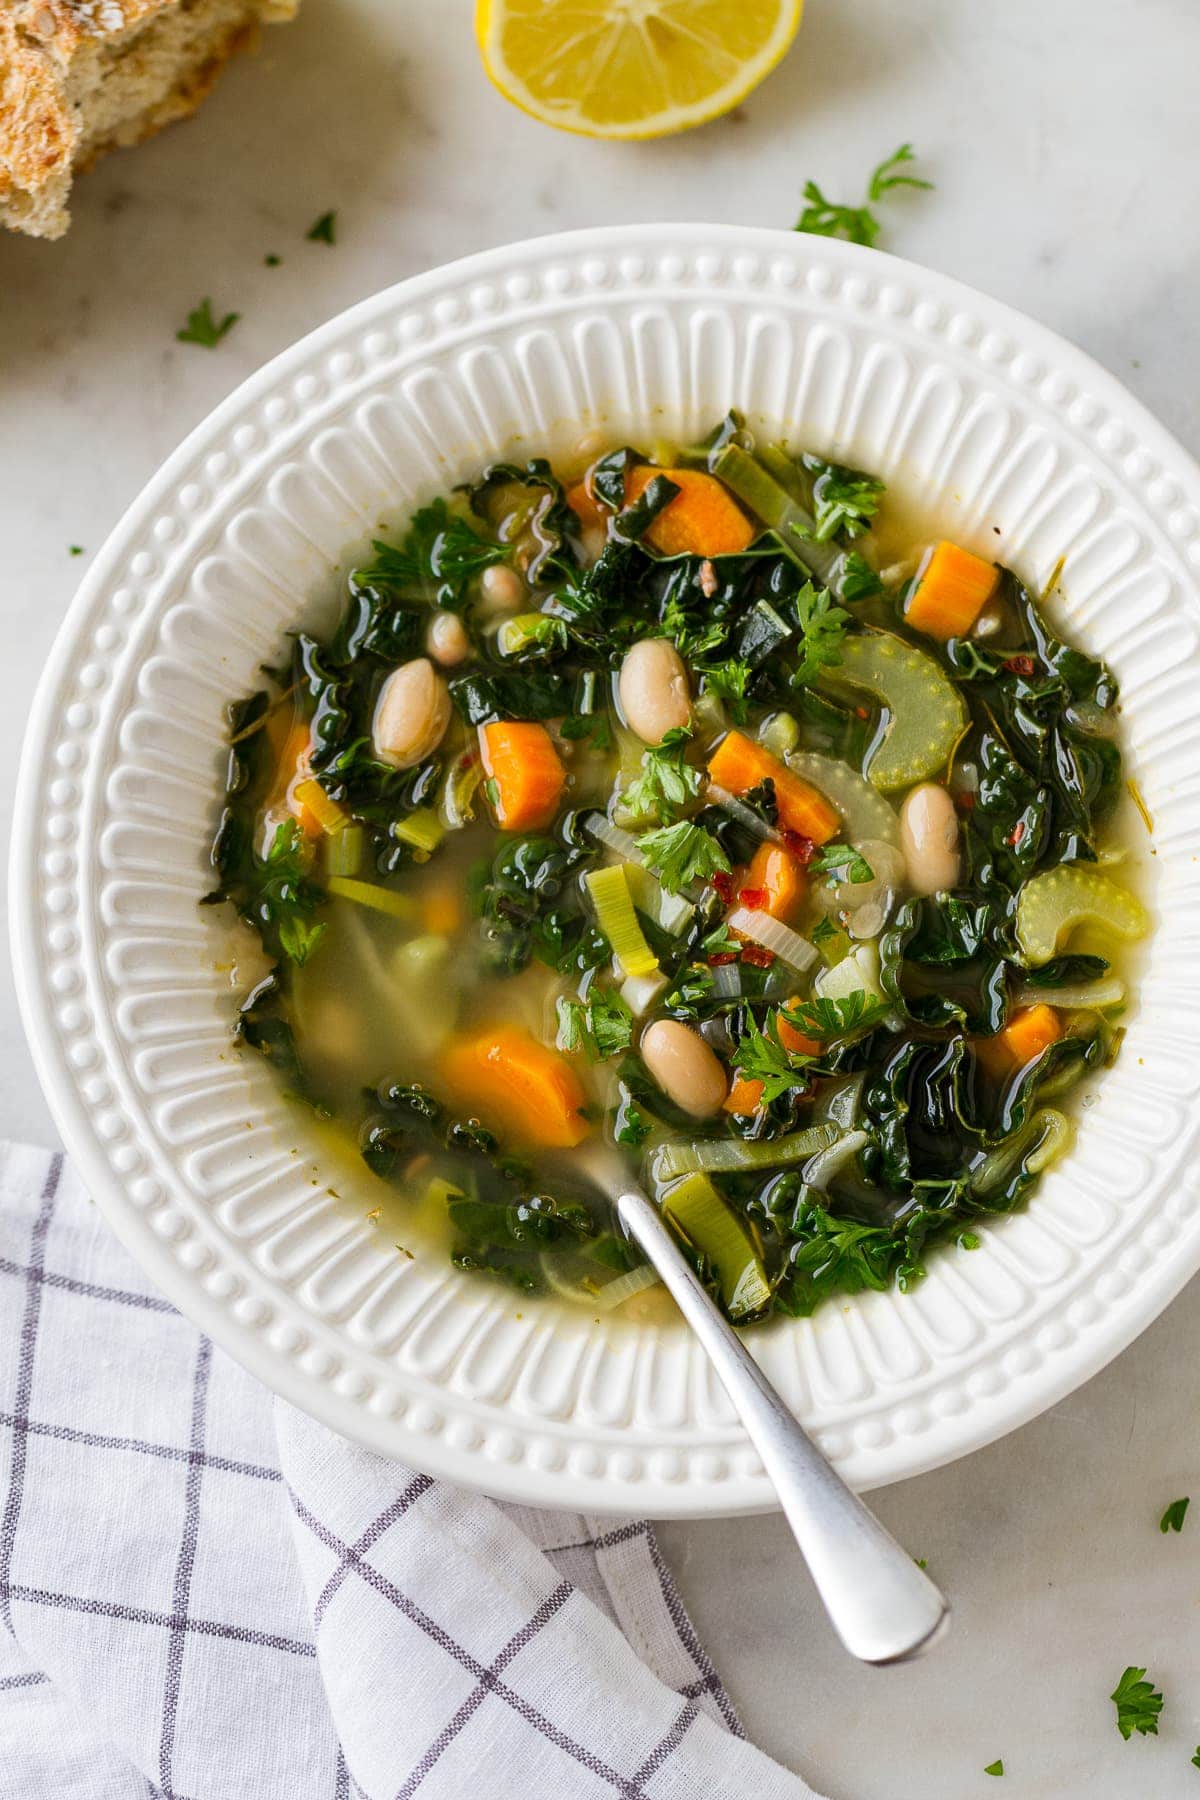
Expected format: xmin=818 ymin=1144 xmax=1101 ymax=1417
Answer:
xmin=0 ymin=0 xmax=298 ymax=239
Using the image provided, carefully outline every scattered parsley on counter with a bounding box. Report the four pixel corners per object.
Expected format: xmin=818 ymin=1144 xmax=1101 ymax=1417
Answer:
xmin=1192 ymin=1746 xmax=1200 ymax=1770
xmin=1159 ymin=1497 xmax=1190 ymax=1533
xmin=68 ymin=544 xmax=84 ymax=556
xmin=1111 ymin=1666 xmax=1163 ymax=1740
xmin=264 ymin=253 xmax=282 ymax=267
xmin=176 ymin=298 xmax=240 ymax=349
xmin=795 ymin=143 xmax=932 ymax=248
xmin=306 ymin=210 xmax=337 ymax=245
xmin=983 ymin=1762 xmax=1004 ymax=1778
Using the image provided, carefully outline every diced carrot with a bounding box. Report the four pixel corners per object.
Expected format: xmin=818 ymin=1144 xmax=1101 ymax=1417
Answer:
xmin=776 ymin=1002 xmax=823 ymax=1059
xmin=422 ymin=884 xmax=462 ymax=937
xmin=479 ymin=721 xmax=567 ymax=833
xmin=566 ymin=479 xmax=607 ymax=536
xmin=707 ymin=731 xmax=839 ymax=846
xmin=741 ymin=843 xmax=806 ymax=923
xmin=723 ymin=1077 xmax=765 ymax=1115
xmin=906 ymin=541 xmax=999 ymax=641
xmin=974 ymin=1003 xmax=1063 ymax=1076
xmin=268 ymin=722 xmax=320 ymax=837
xmin=442 ymin=1027 xmax=591 ymax=1149
xmin=624 ymin=466 xmax=755 ymax=558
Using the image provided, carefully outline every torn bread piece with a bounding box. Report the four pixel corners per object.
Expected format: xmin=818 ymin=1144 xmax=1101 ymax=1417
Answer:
xmin=0 ymin=0 xmax=298 ymax=240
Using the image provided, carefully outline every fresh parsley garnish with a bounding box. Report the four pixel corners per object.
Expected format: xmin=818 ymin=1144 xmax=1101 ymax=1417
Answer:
xmin=615 ymin=1096 xmax=651 ymax=1147
xmin=262 ymin=820 xmax=326 ymax=966
xmin=782 ymin=991 xmax=887 ymax=1040
xmin=1160 ymin=1497 xmax=1190 ymax=1534
xmin=798 ymin=457 xmax=885 ymax=544
xmin=636 ymin=822 xmax=730 ymax=894
xmin=983 ymin=1761 xmax=1004 ymax=1778
xmin=360 ymin=499 xmax=507 ymax=607
xmin=792 ymin=582 xmax=850 ymax=685
xmin=701 ymin=921 xmax=742 ymax=958
xmin=68 ymin=544 xmax=84 ymax=556
xmin=264 ymin=253 xmax=282 ymax=267
xmin=811 ymin=915 xmax=840 ymax=948
xmin=699 ymin=658 xmax=753 ymax=723
xmin=795 ymin=142 xmax=932 ymax=248
xmin=176 ymin=298 xmax=240 ymax=348
xmin=812 ymin=842 xmax=875 ymax=885
xmin=556 ymin=988 xmax=634 ymax=1061
xmin=559 ymin=711 xmax=613 ymax=752
xmin=1110 ymin=1666 xmax=1163 ymax=1740
xmin=306 ymin=211 xmax=337 ymax=245
xmin=732 ymin=1011 xmax=814 ymax=1103
xmin=621 ymin=727 xmax=703 ymax=824
xmin=1192 ymin=1746 xmax=1200 ymax=1770
xmin=839 ymin=551 xmax=885 ymax=602
xmin=661 ymin=596 xmax=729 ymax=660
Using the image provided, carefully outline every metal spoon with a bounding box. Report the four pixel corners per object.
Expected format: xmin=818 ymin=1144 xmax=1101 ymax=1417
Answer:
xmin=589 ymin=1158 xmax=949 ymax=1665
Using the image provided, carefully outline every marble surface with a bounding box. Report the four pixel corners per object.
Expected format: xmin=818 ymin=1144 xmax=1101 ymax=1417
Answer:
xmin=2 ymin=0 xmax=1200 ymax=1794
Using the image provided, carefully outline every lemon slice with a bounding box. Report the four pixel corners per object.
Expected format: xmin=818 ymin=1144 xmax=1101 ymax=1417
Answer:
xmin=475 ymin=0 xmax=804 ymax=140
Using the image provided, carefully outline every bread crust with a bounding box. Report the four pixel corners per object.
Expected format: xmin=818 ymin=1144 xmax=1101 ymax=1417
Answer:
xmin=0 ymin=0 xmax=298 ymax=238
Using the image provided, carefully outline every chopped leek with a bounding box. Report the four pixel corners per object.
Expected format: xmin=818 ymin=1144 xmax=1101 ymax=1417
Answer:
xmin=393 ymin=809 xmax=446 ymax=859
xmin=814 ymin=941 xmax=886 ymax=1008
xmin=438 ymin=752 xmax=482 ymax=831
xmin=970 ymin=1108 xmax=1072 ymax=1199
xmin=712 ymin=444 xmax=838 ymax=582
xmin=624 ymin=861 xmax=694 ymax=935
xmin=1014 ymin=867 xmax=1149 ymax=967
xmin=662 ymin=1172 xmax=772 ymax=1321
xmin=653 ymin=1124 xmax=837 ymax=1181
xmin=324 ymin=823 xmax=365 ymax=879
xmin=725 ymin=905 xmax=817 ymax=972
xmin=621 ymin=970 xmax=669 ymax=1017
xmin=292 ymin=777 xmax=349 ymax=835
xmin=1014 ymin=975 xmax=1126 ymax=1010
xmin=541 ymin=1252 xmax=660 ymax=1311
xmin=585 ymin=864 xmax=659 ymax=979
xmin=803 ymin=1128 xmax=869 ymax=1193
xmin=821 ymin=631 xmax=968 ymax=790
xmin=327 ymin=875 xmax=419 ymax=922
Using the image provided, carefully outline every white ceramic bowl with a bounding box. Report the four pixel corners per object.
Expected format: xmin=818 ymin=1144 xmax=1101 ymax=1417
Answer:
xmin=13 ymin=226 xmax=1200 ymax=1517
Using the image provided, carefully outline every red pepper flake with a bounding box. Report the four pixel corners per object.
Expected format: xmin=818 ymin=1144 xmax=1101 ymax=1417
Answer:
xmin=707 ymin=952 xmax=738 ymax=967
xmin=711 ymin=870 xmax=735 ymax=903
xmin=1006 ymin=820 xmax=1027 ymax=847
xmin=737 ymin=885 xmax=768 ymax=910
xmin=460 ymin=751 xmax=477 ymax=768
xmin=781 ymin=830 xmax=815 ymax=866
xmin=854 ymin=705 xmax=870 ymax=720
xmin=955 ymin=791 xmax=977 ymax=813
xmin=740 ymin=944 xmax=775 ymax=968
xmin=1003 ymin=654 xmax=1036 ymax=676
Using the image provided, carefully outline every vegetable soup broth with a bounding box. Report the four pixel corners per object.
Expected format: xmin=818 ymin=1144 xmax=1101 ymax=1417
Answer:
xmin=210 ymin=416 xmax=1149 ymax=1325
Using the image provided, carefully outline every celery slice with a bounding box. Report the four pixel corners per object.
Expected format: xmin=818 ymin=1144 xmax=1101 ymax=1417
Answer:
xmin=785 ymin=751 xmax=900 ymax=846
xmin=585 ymin=864 xmax=659 ymax=979
xmin=326 ymin=876 xmax=419 ymax=922
xmin=393 ymin=809 xmax=446 ymax=859
xmin=758 ymin=710 xmax=801 ymax=760
xmin=821 ymin=631 xmax=968 ymax=791
xmin=713 ymin=444 xmax=838 ymax=582
xmin=653 ymin=1125 xmax=837 ymax=1181
xmin=1014 ymin=867 xmax=1150 ymax=966
xmin=324 ymin=824 xmax=365 ymax=879
xmin=663 ymin=1173 xmax=771 ymax=1321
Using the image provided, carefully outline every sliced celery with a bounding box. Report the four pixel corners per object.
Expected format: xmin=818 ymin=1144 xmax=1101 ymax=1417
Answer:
xmin=541 ymin=1252 xmax=660 ymax=1311
xmin=653 ymin=1125 xmax=837 ymax=1181
xmin=327 ymin=875 xmax=419 ymax=922
xmin=662 ymin=1173 xmax=771 ymax=1321
xmin=758 ymin=710 xmax=801 ymax=760
xmin=325 ymin=823 xmax=365 ymax=879
xmin=1014 ymin=867 xmax=1149 ymax=967
xmin=785 ymin=750 xmax=899 ymax=846
xmin=821 ymin=631 xmax=968 ymax=791
xmin=585 ymin=864 xmax=659 ymax=979
xmin=393 ymin=809 xmax=446 ymax=859
xmin=804 ymin=1128 xmax=870 ymax=1193
xmin=758 ymin=442 xmax=809 ymax=503
xmin=713 ymin=445 xmax=837 ymax=581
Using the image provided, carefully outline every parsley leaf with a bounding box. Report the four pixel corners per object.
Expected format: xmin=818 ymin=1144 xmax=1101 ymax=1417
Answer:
xmin=68 ymin=544 xmax=84 ymax=557
xmin=261 ymin=820 xmax=326 ymax=966
xmin=732 ymin=1011 xmax=814 ymax=1103
xmin=792 ymin=582 xmax=850 ymax=686
xmin=699 ymin=658 xmax=753 ymax=723
xmin=811 ymin=842 xmax=875 ymax=885
xmin=983 ymin=1761 xmax=1004 ymax=1778
xmin=615 ymin=1094 xmax=651 ymax=1147
xmin=840 ymin=551 xmax=885 ymax=602
xmin=636 ymin=822 xmax=730 ymax=894
xmin=1110 ymin=1666 xmax=1163 ymax=1740
xmin=811 ymin=915 xmax=840 ymax=948
xmin=1160 ymin=1497 xmax=1190 ymax=1534
xmin=360 ymin=499 xmax=506 ymax=607
xmin=661 ymin=596 xmax=729 ymax=660
xmin=176 ymin=298 xmax=240 ymax=348
xmin=701 ymin=921 xmax=742 ymax=958
xmin=556 ymin=988 xmax=634 ymax=1061
xmin=306 ymin=210 xmax=337 ymax=244
xmin=559 ymin=712 xmax=613 ymax=751
xmin=795 ymin=142 xmax=931 ymax=247
xmin=1192 ymin=1746 xmax=1200 ymax=1770
xmin=621 ymin=727 xmax=703 ymax=824
xmin=798 ymin=457 xmax=885 ymax=544
xmin=782 ymin=991 xmax=888 ymax=1040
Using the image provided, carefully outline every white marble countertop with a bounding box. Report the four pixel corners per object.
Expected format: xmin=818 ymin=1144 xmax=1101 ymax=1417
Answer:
xmin=3 ymin=1 xmax=1200 ymax=1794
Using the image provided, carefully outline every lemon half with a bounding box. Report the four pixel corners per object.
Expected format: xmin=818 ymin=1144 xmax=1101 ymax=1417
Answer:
xmin=475 ymin=0 xmax=804 ymax=141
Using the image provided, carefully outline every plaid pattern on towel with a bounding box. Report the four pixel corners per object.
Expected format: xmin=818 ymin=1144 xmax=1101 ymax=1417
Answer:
xmin=0 ymin=1143 xmax=820 ymax=1799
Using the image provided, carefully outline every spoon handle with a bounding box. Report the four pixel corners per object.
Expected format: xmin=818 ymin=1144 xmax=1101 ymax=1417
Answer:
xmin=616 ymin=1186 xmax=949 ymax=1665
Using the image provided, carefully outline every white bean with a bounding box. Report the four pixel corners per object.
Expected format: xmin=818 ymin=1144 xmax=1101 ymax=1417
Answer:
xmin=618 ymin=638 xmax=691 ymax=744
xmin=899 ymin=783 xmax=961 ymax=895
xmin=640 ymin=1020 xmax=727 ymax=1119
xmin=479 ymin=564 xmax=526 ymax=615
xmin=425 ymin=609 xmax=471 ymax=667
xmin=372 ymin=658 xmax=451 ymax=768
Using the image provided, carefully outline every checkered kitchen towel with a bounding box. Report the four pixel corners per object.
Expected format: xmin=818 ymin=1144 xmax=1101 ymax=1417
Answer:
xmin=0 ymin=1143 xmax=821 ymax=1799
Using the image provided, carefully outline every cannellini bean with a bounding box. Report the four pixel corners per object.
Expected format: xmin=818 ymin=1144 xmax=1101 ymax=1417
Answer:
xmin=618 ymin=638 xmax=691 ymax=744
xmin=639 ymin=1020 xmax=727 ymax=1119
xmin=478 ymin=563 xmax=526 ymax=614
xmin=425 ymin=609 xmax=471 ymax=667
xmin=899 ymin=782 xmax=961 ymax=895
xmin=372 ymin=658 xmax=451 ymax=768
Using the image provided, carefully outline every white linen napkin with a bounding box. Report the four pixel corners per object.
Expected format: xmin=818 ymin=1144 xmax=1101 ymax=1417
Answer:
xmin=0 ymin=1142 xmax=822 ymax=1799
